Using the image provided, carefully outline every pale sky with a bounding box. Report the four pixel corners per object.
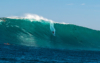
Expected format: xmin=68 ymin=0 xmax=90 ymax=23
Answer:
xmin=0 ymin=0 xmax=100 ymax=30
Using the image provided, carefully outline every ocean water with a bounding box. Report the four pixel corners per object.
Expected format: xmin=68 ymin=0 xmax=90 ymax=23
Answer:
xmin=1 ymin=44 xmax=100 ymax=63
xmin=0 ymin=16 xmax=100 ymax=62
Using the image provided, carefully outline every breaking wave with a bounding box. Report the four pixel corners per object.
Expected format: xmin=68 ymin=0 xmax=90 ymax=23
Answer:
xmin=0 ymin=14 xmax=100 ymax=51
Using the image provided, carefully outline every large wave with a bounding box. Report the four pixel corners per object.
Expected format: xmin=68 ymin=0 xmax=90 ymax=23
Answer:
xmin=0 ymin=14 xmax=100 ymax=51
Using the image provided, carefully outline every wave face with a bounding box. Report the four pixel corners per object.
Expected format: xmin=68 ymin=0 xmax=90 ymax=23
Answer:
xmin=0 ymin=17 xmax=100 ymax=51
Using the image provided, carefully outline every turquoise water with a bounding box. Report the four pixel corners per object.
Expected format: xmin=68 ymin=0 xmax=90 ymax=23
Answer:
xmin=0 ymin=17 xmax=100 ymax=51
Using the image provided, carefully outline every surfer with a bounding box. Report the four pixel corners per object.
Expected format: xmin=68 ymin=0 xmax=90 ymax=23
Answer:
xmin=52 ymin=31 xmax=54 ymax=34
xmin=50 ymin=22 xmax=55 ymax=36
xmin=4 ymin=43 xmax=10 ymax=45
xmin=52 ymin=31 xmax=55 ymax=36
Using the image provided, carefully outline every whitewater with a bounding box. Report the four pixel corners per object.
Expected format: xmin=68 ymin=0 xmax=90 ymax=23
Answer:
xmin=0 ymin=14 xmax=100 ymax=51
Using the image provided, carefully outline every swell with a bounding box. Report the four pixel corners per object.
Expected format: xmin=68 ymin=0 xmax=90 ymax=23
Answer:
xmin=0 ymin=18 xmax=100 ymax=51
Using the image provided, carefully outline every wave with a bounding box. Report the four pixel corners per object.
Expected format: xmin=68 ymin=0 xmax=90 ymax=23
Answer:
xmin=0 ymin=15 xmax=100 ymax=51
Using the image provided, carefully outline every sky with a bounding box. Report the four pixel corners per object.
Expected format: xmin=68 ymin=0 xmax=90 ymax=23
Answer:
xmin=0 ymin=0 xmax=100 ymax=30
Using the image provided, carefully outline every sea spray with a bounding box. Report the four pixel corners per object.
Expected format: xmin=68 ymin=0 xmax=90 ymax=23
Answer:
xmin=50 ymin=21 xmax=55 ymax=36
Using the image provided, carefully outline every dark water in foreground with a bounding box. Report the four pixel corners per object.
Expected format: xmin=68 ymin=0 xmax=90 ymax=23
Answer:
xmin=0 ymin=44 xmax=100 ymax=63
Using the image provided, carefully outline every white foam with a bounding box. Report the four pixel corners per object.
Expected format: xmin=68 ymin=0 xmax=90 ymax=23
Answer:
xmin=7 ymin=14 xmax=53 ymax=22
xmin=24 ymin=14 xmax=49 ymax=21
xmin=7 ymin=14 xmax=70 ymax=25
xmin=0 ymin=20 xmax=3 ymax=22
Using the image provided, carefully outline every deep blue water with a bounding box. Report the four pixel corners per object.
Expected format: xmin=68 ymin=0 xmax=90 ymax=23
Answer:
xmin=0 ymin=44 xmax=100 ymax=63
